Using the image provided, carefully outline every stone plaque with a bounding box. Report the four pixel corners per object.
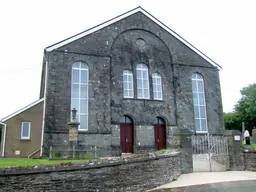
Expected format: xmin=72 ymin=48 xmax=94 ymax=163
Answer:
xmin=69 ymin=128 xmax=78 ymax=141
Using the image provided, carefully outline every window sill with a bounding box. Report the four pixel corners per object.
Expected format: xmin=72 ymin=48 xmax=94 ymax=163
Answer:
xmin=78 ymin=130 xmax=88 ymax=132
xmin=195 ymin=131 xmax=208 ymax=134
xmin=123 ymin=98 xmax=165 ymax=102
xmin=20 ymin=138 xmax=31 ymax=141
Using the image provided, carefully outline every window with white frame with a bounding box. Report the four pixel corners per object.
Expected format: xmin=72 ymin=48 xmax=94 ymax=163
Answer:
xmin=152 ymin=73 xmax=163 ymax=100
xmin=123 ymin=70 xmax=134 ymax=98
xmin=136 ymin=64 xmax=149 ymax=99
xmin=71 ymin=62 xmax=88 ymax=131
xmin=192 ymin=73 xmax=208 ymax=132
xmin=21 ymin=122 xmax=31 ymax=139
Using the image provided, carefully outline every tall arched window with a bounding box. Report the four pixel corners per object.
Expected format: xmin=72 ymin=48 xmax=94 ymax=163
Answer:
xmin=152 ymin=73 xmax=163 ymax=100
xmin=123 ymin=70 xmax=134 ymax=98
xmin=71 ymin=62 xmax=88 ymax=131
xmin=192 ymin=73 xmax=207 ymax=132
xmin=136 ymin=64 xmax=149 ymax=99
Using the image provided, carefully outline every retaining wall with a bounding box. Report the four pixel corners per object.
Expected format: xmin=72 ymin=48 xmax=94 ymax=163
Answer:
xmin=244 ymin=150 xmax=256 ymax=171
xmin=0 ymin=152 xmax=180 ymax=192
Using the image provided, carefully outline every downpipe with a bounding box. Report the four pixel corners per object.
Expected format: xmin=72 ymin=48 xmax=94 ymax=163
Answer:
xmin=0 ymin=121 xmax=7 ymax=158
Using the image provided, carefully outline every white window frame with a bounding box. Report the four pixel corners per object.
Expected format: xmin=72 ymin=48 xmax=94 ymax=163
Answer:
xmin=123 ymin=70 xmax=134 ymax=98
xmin=192 ymin=73 xmax=208 ymax=133
xmin=152 ymin=73 xmax=163 ymax=100
xmin=136 ymin=64 xmax=150 ymax=99
xmin=71 ymin=62 xmax=89 ymax=131
xmin=21 ymin=122 xmax=31 ymax=140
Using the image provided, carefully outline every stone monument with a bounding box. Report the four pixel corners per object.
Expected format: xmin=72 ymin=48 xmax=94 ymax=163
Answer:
xmin=251 ymin=127 xmax=256 ymax=144
xmin=68 ymin=108 xmax=80 ymax=158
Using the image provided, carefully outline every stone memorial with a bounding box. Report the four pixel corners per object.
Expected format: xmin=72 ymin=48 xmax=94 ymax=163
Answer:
xmin=251 ymin=127 xmax=256 ymax=144
xmin=68 ymin=108 xmax=80 ymax=158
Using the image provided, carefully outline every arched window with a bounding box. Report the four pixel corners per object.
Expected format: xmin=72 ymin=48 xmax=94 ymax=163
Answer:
xmin=152 ymin=73 xmax=163 ymax=100
xmin=192 ymin=73 xmax=207 ymax=132
xmin=123 ymin=70 xmax=134 ymax=98
xmin=120 ymin=115 xmax=133 ymax=124
xmin=71 ymin=61 xmax=88 ymax=131
xmin=154 ymin=117 xmax=165 ymax=125
xmin=136 ymin=64 xmax=149 ymax=99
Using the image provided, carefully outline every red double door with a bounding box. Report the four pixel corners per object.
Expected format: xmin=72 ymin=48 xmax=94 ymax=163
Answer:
xmin=154 ymin=124 xmax=166 ymax=150
xmin=120 ymin=123 xmax=134 ymax=153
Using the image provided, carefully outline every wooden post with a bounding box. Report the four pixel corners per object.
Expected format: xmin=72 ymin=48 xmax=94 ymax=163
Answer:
xmin=242 ymin=122 xmax=245 ymax=144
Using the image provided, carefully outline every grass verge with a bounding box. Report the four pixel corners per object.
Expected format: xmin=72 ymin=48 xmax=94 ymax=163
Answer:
xmin=243 ymin=144 xmax=256 ymax=149
xmin=0 ymin=158 xmax=88 ymax=168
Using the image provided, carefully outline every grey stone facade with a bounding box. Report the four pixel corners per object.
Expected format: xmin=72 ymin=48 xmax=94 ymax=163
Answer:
xmin=41 ymin=9 xmax=224 ymax=156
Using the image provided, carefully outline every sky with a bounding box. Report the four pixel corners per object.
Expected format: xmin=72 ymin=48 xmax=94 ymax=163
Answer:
xmin=0 ymin=0 xmax=256 ymax=119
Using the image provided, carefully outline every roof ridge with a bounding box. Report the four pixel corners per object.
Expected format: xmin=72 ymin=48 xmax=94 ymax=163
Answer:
xmin=45 ymin=6 xmax=221 ymax=69
xmin=1 ymin=98 xmax=44 ymax=122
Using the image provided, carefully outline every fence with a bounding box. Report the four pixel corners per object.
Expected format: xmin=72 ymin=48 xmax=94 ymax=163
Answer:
xmin=49 ymin=144 xmax=112 ymax=160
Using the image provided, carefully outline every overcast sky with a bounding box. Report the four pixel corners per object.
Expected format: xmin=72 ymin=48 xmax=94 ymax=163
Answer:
xmin=0 ymin=0 xmax=255 ymax=119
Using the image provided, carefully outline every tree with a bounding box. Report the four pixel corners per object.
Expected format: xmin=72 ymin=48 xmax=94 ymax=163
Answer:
xmin=225 ymin=83 xmax=256 ymax=133
xmin=236 ymin=84 xmax=256 ymax=121
xmin=224 ymin=112 xmax=241 ymax=131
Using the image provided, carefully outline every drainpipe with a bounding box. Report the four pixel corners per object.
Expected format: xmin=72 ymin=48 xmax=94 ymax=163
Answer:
xmin=40 ymin=54 xmax=48 ymax=157
xmin=0 ymin=121 xmax=7 ymax=158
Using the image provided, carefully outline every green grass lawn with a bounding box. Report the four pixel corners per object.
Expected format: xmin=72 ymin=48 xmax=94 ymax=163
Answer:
xmin=243 ymin=144 xmax=256 ymax=149
xmin=0 ymin=158 xmax=88 ymax=168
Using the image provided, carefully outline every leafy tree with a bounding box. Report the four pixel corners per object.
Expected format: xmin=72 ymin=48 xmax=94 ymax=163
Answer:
xmin=225 ymin=83 xmax=256 ymax=133
xmin=224 ymin=112 xmax=241 ymax=131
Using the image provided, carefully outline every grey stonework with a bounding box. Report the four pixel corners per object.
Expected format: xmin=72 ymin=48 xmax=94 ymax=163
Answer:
xmin=224 ymin=130 xmax=245 ymax=171
xmin=244 ymin=151 xmax=256 ymax=171
xmin=0 ymin=152 xmax=181 ymax=192
xmin=42 ymin=11 xmax=224 ymax=156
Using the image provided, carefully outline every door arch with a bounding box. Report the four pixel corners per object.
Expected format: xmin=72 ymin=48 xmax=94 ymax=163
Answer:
xmin=154 ymin=117 xmax=166 ymax=150
xmin=120 ymin=115 xmax=134 ymax=153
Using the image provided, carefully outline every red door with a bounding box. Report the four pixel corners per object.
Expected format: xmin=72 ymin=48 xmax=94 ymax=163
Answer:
xmin=154 ymin=117 xmax=166 ymax=150
xmin=120 ymin=123 xmax=134 ymax=153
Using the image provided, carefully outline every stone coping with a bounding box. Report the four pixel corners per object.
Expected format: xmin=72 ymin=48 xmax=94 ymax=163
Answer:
xmin=0 ymin=151 xmax=180 ymax=176
xmin=243 ymin=149 xmax=256 ymax=153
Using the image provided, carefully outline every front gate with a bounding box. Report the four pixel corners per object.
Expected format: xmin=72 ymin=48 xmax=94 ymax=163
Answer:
xmin=192 ymin=134 xmax=229 ymax=172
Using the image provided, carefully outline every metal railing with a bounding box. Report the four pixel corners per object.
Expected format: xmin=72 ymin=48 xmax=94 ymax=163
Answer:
xmin=49 ymin=145 xmax=111 ymax=160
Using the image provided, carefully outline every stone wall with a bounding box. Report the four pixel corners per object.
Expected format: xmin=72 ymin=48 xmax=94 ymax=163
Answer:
xmin=244 ymin=150 xmax=256 ymax=171
xmin=0 ymin=152 xmax=181 ymax=192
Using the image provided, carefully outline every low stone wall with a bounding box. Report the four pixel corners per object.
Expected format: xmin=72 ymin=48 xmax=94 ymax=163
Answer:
xmin=0 ymin=152 xmax=181 ymax=192
xmin=244 ymin=150 xmax=256 ymax=171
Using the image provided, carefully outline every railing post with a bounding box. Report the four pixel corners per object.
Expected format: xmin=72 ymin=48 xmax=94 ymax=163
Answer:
xmin=49 ymin=146 xmax=52 ymax=159
xmin=73 ymin=145 xmax=75 ymax=159
xmin=94 ymin=146 xmax=97 ymax=158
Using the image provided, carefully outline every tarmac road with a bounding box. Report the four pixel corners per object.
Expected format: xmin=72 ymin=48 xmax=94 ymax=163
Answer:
xmin=152 ymin=180 xmax=256 ymax=192
xmin=150 ymin=171 xmax=256 ymax=192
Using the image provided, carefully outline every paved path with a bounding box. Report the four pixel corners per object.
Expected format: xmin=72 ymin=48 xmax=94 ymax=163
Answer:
xmin=193 ymin=159 xmax=226 ymax=172
xmin=151 ymin=171 xmax=256 ymax=191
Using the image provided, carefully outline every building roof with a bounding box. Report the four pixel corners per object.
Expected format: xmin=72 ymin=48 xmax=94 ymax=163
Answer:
xmin=1 ymin=98 xmax=44 ymax=122
xmin=45 ymin=6 xmax=221 ymax=69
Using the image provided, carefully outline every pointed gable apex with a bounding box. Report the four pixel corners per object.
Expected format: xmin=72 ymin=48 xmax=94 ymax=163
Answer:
xmin=45 ymin=6 xmax=221 ymax=69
